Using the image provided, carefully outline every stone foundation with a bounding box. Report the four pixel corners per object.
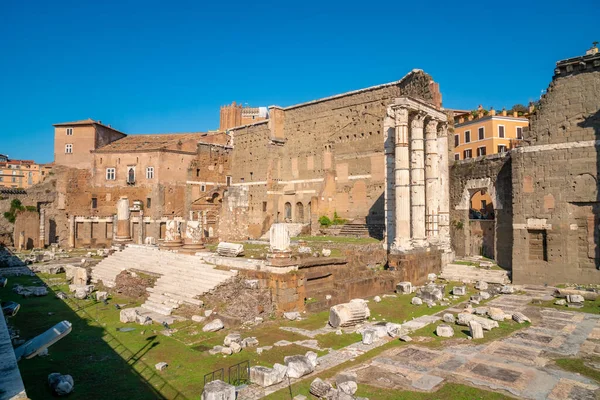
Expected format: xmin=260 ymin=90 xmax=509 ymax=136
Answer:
xmin=387 ymin=249 xmax=442 ymax=286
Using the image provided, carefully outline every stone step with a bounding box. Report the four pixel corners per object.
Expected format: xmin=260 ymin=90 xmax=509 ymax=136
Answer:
xmin=149 ymin=281 xmax=214 ymax=297
xmin=157 ymin=273 xmax=232 ymax=286
xmin=146 ymin=293 xmax=181 ymax=308
xmin=140 ymin=301 xmax=174 ymax=316
xmin=146 ymin=288 xmax=204 ymax=306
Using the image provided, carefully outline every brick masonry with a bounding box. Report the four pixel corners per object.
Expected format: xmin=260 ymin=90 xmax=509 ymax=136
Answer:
xmin=512 ymin=53 xmax=600 ymax=284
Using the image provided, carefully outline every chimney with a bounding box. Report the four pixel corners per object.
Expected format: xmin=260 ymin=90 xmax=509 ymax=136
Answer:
xmin=501 ymin=108 xmax=507 ymax=117
xmin=458 ymin=116 xmax=465 ymax=124
xmin=489 ymin=107 xmax=496 ymax=116
xmin=468 ymin=114 xmax=474 ymax=121
xmin=513 ymin=111 xmax=518 ymax=118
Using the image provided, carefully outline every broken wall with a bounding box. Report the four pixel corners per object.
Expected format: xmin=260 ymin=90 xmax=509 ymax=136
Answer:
xmin=512 ymin=52 xmax=600 ymax=284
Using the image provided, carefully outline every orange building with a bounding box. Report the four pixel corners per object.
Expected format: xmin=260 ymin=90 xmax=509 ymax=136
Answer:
xmin=453 ymin=106 xmax=530 ymax=215
xmin=0 ymin=159 xmax=49 ymax=189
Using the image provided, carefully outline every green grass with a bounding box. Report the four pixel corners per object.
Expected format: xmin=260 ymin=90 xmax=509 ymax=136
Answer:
xmin=1 ymin=273 xmax=324 ymax=400
xmin=534 ymin=298 xmax=600 ymax=314
xmin=555 ymin=357 xmax=600 ymax=383
xmin=314 ymin=332 xmax=362 ymax=350
xmin=454 ymin=260 xmax=479 ymax=266
xmin=292 ymin=235 xmax=381 ymax=244
xmin=353 ymin=383 xmax=515 ymax=399
xmin=413 ymin=320 xmax=529 ymax=348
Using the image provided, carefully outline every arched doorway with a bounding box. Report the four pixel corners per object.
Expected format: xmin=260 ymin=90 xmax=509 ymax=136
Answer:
xmin=295 ymin=202 xmax=304 ymax=223
xmin=469 ymin=189 xmax=495 ymax=259
xmin=284 ymin=202 xmax=292 ymax=222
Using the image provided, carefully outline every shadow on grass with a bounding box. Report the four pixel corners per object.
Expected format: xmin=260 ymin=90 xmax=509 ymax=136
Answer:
xmin=2 ymin=270 xmax=188 ymax=400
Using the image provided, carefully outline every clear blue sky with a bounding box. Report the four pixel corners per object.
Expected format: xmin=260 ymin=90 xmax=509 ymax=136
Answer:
xmin=1 ymin=0 xmax=598 ymax=163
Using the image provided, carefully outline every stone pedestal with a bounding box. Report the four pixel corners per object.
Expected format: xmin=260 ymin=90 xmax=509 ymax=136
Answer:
xmin=182 ymin=220 xmax=206 ymax=252
xmin=161 ymin=220 xmax=183 ymax=248
xmin=268 ymin=223 xmax=291 ymax=259
xmin=113 ymin=197 xmax=132 ymax=243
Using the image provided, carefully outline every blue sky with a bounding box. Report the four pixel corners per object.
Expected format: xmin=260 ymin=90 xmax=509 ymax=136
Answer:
xmin=1 ymin=0 xmax=598 ymax=163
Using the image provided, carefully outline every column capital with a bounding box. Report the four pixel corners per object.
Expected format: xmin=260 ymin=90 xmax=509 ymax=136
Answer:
xmin=394 ymin=107 xmax=409 ymax=126
xmin=411 ymin=111 xmax=426 ymax=129
xmin=437 ymin=122 xmax=449 ymax=137
xmin=425 ymin=119 xmax=439 ymax=135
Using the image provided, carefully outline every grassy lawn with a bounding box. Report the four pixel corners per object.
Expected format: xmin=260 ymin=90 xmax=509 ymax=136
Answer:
xmin=1 ymin=273 xmax=329 ymax=400
xmin=292 ymin=235 xmax=381 ymax=244
xmin=413 ymin=320 xmax=529 ymax=348
xmin=555 ymin=357 xmax=600 ymax=383
xmin=533 ymin=298 xmax=600 ymax=315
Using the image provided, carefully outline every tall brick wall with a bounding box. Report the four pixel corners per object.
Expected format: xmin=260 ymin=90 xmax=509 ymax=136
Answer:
xmin=512 ymin=53 xmax=600 ymax=284
xmin=226 ymin=70 xmax=441 ymax=239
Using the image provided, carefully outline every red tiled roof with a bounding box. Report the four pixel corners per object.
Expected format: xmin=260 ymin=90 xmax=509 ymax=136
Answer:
xmin=53 ymin=119 xmax=126 ymax=135
xmin=94 ymin=133 xmax=209 ymax=152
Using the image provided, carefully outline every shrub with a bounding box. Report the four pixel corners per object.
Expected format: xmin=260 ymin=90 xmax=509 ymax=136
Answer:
xmin=332 ymin=211 xmax=347 ymax=225
xmin=319 ymin=216 xmax=332 ymax=227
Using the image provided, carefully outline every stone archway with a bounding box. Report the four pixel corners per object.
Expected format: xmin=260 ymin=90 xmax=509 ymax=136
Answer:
xmin=295 ymin=202 xmax=304 ymax=223
xmin=284 ymin=202 xmax=292 ymax=222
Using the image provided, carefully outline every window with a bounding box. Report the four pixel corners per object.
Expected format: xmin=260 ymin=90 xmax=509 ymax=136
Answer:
xmin=0 ymin=177 xmax=3 ymax=182
xmin=463 ymin=149 xmax=472 ymax=159
xmin=146 ymin=197 xmax=151 ymax=208
xmin=240 ymin=177 xmax=245 ymax=183
xmin=226 ymin=176 xmax=232 ymax=186
xmin=12 ymin=177 xmax=16 ymax=183
xmin=196 ymin=168 xmax=200 ymax=177
xmin=65 ymin=144 xmax=73 ymax=154
xmin=146 ymin=167 xmax=154 ymax=179
xmin=106 ymin=168 xmax=115 ymax=180
xmin=498 ymin=145 xmax=508 ymax=153
xmin=201 ymin=184 xmax=206 ymax=192
xmin=464 ymin=130 xmax=471 ymax=143
xmin=516 ymin=126 xmax=523 ymax=140
xmin=66 ymin=128 xmax=73 ymax=136
xmin=454 ymin=135 xmax=459 ymax=147
xmin=262 ymin=201 xmax=267 ymax=212
xmin=498 ymin=125 xmax=505 ymax=138
xmin=478 ymin=127 xmax=485 ymax=140
xmin=477 ymin=146 xmax=487 ymax=157
xmin=454 ymin=153 xmax=460 ymax=161
xmin=91 ymin=198 xmax=97 ymax=209
xmin=127 ymin=167 xmax=135 ymax=183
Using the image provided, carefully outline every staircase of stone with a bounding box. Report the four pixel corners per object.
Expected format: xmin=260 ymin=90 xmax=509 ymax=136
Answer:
xmin=91 ymin=245 xmax=237 ymax=315
xmin=337 ymin=223 xmax=371 ymax=237
xmin=440 ymin=262 xmax=510 ymax=284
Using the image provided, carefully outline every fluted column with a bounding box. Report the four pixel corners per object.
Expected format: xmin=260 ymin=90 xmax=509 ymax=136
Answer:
xmin=437 ymin=122 xmax=451 ymax=248
xmin=425 ymin=118 xmax=439 ymax=240
xmin=410 ymin=112 xmax=426 ymax=247
xmin=394 ymin=107 xmax=411 ymax=251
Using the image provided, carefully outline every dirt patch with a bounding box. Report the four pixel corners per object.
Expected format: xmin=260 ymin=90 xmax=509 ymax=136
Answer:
xmin=113 ymin=270 xmax=157 ymax=300
xmin=201 ymin=276 xmax=274 ymax=322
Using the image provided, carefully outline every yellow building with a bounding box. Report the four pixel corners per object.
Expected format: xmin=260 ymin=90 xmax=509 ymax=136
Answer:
xmin=0 ymin=159 xmax=49 ymax=189
xmin=453 ymin=107 xmax=529 ymax=215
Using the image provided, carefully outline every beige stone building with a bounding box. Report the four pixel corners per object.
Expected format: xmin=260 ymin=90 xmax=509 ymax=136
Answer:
xmin=0 ymin=159 xmax=47 ymax=189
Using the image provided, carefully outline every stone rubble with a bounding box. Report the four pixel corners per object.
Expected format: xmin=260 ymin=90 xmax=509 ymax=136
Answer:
xmin=411 ymin=297 xmax=423 ymax=306
xmin=512 ymin=312 xmax=531 ymax=324
xmin=284 ymin=354 xmax=315 ymax=378
xmin=442 ymin=313 xmax=455 ymax=324
xmin=155 ymin=362 xmax=168 ymax=371
xmin=436 ymin=324 xmax=454 ymax=338
xmin=201 ymin=380 xmax=236 ymax=400
xmin=284 ymin=311 xmax=301 ymax=321
xmin=310 ymin=378 xmax=333 ymax=398
xmin=452 ymin=286 xmax=466 ymax=296
xmin=203 ymin=319 xmax=224 ymax=332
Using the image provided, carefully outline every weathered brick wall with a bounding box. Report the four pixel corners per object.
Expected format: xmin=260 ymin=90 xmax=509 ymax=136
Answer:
xmin=226 ymin=70 xmax=441 ymax=238
xmin=512 ymin=54 xmax=600 ymax=284
xmin=449 ymin=153 xmax=512 ymax=269
xmin=13 ymin=210 xmax=39 ymax=249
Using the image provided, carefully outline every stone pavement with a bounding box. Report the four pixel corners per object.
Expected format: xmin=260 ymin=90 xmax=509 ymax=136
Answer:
xmin=348 ymin=289 xmax=600 ymax=400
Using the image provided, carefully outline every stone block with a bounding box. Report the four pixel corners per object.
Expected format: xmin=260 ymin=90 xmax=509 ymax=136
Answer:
xmin=436 ymin=324 xmax=454 ymax=337
xmin=284 ymin=355 xmax=315 ymax=378
xmin=120 ymin=308 xmax=138 ymax=323
xmin=442 ymin=313 xmax=455 ymax=323
xmin=310 ymin=378 xmax=332 ymax=398
xmin=223 ymin=333 xmax=242 ymax=346
xmin=201 ymin=380 xmax=236 ymax=400
xmin=396 ymin=282 xmax=412 ymax=294
xmin=249 ymin=364 xmax=287 ymax=387
xmin=411 ymin=297 xmax=423 ymax=305
xmin=203 ymin=319 xmax=224 ymax=332
xmin=362 ymin=329 xmax=375 ymax=345
xmin=452 ymin=286 xmax=466 ymax=296
xmin=469 ymin=321 xmax=484 ymax=339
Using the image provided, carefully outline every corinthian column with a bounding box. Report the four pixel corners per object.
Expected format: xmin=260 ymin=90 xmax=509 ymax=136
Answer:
xmin=437 ymin=122 xmax=451 ymax=248
xmin=394 ymin=107 xmax=411 ymax=251
xmin=425 ymin=118 xmax=439 ymax=240
xmin=410 ymin=112 xmax=426 ymax=247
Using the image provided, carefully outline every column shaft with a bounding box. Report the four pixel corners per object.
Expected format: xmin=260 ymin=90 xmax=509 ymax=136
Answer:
xmin=394 ymin=107 xmax=411 ymax=250
xmin=437 ymin=123 xmax=451 ymax=248
xmin=425 ymin=119 xmax=439 ymax=239
xmin=410 ymin=113 xmax=426 ymax=246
